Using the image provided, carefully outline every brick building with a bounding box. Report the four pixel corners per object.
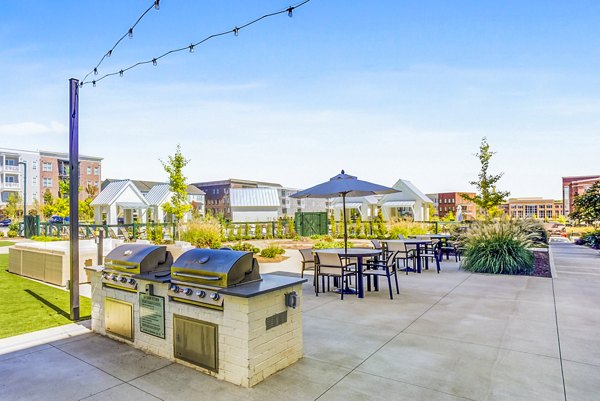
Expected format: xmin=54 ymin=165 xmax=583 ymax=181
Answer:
xmin=504 ymin=197 xmax=563 ymax=220
xmin=562 ymin=175 xmax=600 ymax=216
xmin=39 ymin=151 xmax=102 ymax=203
xmin=427 ymin=192 xmax=477 ymax=220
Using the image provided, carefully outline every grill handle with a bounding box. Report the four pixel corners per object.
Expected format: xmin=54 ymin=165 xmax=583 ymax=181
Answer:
xmin=172 ymin=272 xmax=220 ymax=281
xmin=106 ymin=263 xmax=138 ymax=270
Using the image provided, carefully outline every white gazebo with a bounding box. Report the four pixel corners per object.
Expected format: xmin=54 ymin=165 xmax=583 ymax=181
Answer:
xmin=330 ymin=195 xmax=379 ymax=220
xmin=91 ymin=180 xmax=149 ymax=225
xmin=379 ymin=179 xmax=433 ymax=221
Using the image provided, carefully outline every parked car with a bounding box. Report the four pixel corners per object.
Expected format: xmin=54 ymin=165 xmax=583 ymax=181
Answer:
xmin=0 ymin=218 xmax=11 ymax=227
xmin=49 ymin=215 xmax=70 ymax=224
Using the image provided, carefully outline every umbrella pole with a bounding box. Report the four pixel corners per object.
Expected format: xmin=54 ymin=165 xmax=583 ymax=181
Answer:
xmin=343 ymin=193 xmax=348 ymax=254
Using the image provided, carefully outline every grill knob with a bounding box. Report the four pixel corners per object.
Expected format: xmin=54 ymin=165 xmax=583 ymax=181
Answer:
xmin=112 ymin=274 xmax=119 ymax=281
xmin=184 ymin=288 xmax=193 ymax=296
xmin=101 ymin=273 xmax=108 ymax=279
xmin=169 ymin=284 xmax=179 ymax=292
xmin=127 ymin=278 xmax=136 ymax=285
xmin=196 ymin=290 xmax=206 ymax=298
xmin=120 ymin=276 xmax=128 ymax=283
xmin=209 ymin=292 xmax=220 ymax=301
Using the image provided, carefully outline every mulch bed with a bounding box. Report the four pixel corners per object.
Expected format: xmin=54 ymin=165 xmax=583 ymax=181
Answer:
xmin=255 ymin=255 xmax=290 ymax=264
xmin=532 ymin=250 xmax=551 ymax=278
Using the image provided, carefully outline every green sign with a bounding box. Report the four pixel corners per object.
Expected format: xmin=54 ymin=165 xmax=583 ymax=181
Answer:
xmin=139 ymin=293 xmax=165 ymax=339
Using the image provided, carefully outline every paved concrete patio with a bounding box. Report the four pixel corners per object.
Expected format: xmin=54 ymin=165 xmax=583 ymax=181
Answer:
xmin=1 ymin=243 xmax=599 ymax=400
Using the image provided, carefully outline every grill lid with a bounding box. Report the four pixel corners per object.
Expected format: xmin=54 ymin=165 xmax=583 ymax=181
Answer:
xmin=171 ymin=248 xmax=261 ymax=288
xmin=105 ymin=243 xmax=173 ymax=273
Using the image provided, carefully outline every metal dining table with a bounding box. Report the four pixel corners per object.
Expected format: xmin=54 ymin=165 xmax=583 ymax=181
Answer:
xmin=381 ymin=239 xmax=431 ymax=273
xmin=314 ymin=248 xmax=381 ymax=298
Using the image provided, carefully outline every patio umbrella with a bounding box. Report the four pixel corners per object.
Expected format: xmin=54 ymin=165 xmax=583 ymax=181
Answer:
xmin=291 ymin=170 xmax=399 ymax=252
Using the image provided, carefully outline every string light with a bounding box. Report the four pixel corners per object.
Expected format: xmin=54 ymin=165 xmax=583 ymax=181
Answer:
xmin=93 ymin=68 xmax=98 ymax=75
xmin=80 ymin=0 xmax=311 ymax=87
xmin=81 ymin=0 xmax=160 ymax=82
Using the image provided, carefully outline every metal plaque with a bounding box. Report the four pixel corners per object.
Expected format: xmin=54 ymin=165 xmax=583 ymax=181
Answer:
xmin=139 ymin=293 xmax=166 ymax=339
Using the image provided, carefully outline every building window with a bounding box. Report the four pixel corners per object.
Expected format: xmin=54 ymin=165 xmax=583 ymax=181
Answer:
xmin=94 ymin=167 xmax=99 ymax=175
xmin=87 ymin=166 xmax=91 ymax=174
xmin=43 ymin=162 xmax=52 ymax=172
xmin=43 ymin=177 xmax=52 ymax=187
xmin=32 ymin=161 xmax=37 ymax=170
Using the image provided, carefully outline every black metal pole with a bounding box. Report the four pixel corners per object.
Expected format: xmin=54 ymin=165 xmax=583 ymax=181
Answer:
xmin=342 ymin=193 xmax=348 ymax=254
xmin=18 ymin=161 xmax=27 ymax=235
xmin=69 ymin=78 xmax=80 ymax=321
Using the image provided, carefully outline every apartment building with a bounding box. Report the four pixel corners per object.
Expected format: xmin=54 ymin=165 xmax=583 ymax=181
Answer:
xmin=505 ymin=197 xmax=563 ymax=220
xmin=0 ymin=148 xmax=39 ymax=206
xmin=192 ymin=179 xmax=327 ymax=221
xmin=39 ymin=151 xmax=102 ymax=202
xmin=0 ymin=148 xmax=102 ymax=207
xmin=426 ymin=191 xmax=477 ymax=220
xmin=562 ymin=175 xmax=600 ymax=216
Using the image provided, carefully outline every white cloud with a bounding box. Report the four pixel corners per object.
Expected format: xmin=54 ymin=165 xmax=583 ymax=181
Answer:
xmin=0 ymin=121 xmax=66 ymax=136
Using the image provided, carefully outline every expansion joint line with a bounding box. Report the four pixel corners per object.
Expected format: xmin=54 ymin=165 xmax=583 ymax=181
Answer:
xmin=551 ymin=276 xmax=568 ymax=401
xmin=314 ymin=272 xmax=473 ymax=401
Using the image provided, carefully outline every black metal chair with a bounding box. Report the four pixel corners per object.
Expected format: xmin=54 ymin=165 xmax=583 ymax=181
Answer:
xmin=314 ymin=252 xmax=357 ymax=300
xmin=364 ymin=250 xmax=400 ymax=299
xmin=419 ymin=241 xmax=441 ymax=273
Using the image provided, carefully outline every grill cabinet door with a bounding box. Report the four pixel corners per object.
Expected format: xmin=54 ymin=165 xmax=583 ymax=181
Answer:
xmin=173 ymin=315 xmax=218 ymax=372
xmin=105 ymin=298 xmax=134 ymax=341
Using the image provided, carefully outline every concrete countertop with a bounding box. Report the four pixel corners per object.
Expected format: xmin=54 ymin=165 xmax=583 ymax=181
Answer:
xmin=219 ymin=274 xmax=306 ymax=298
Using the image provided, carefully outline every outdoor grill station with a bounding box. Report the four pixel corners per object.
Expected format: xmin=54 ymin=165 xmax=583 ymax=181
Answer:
xmin=86 ymin=243 xmax=305 ymax=387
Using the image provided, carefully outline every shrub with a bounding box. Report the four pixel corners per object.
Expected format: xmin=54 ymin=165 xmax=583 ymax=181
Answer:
xmin=259 ymin=245 xmax=285 ymax=258
xmin=30 ymin=235 xmax=62 ymax=242
xmin=580 ymin=230 xmax=600 ymax=249
xmin=459 ymin=220 xmax=534 ymax=275
xmin=7 ymin=230 xmax=18 ymax=238
xmin=515 ymin=219 xmax=548 ymax=246
xmin=387 ymin=219 xmax=430 ymax=239
xmin=230 ymin=242 xmax=260 ymax=253
xmin=182 ymin=219 xmax=222 ymax=249
xmin=313 ymin=240 xmax=354 ymax=249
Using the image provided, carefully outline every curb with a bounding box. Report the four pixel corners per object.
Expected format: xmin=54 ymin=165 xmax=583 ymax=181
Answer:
xmin=548 ymin=244 xmax=558 ymax=279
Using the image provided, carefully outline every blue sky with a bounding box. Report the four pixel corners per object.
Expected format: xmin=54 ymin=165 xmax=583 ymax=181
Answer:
xmin=1 ymin=0 xmax=599 ymax=198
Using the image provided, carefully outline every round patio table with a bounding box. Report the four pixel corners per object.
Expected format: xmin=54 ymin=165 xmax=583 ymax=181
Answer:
xmin=315 ymin=248 xmax=381 ymax=298
xmin=381 ymin=239 xmax=431 ymax=273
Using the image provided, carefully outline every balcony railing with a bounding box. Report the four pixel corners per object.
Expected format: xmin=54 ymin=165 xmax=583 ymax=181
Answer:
xmin=1 ymin=182 xmax=21 ymax=189
xmin=1 ymin=165 xmax=19 ymax=172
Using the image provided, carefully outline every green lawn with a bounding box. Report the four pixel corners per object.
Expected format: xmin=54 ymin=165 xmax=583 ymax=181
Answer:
xmin=0 ymin=254 xmax=91 ymax=339
xmin=0 ymin=241 xmax=15 ymax=247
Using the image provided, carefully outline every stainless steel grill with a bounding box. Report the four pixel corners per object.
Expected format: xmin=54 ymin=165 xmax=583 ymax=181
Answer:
xmin=102 ymin=244 xmax=173 ymax=292
xmin=169 ymin=248 xmax=261 ymax=309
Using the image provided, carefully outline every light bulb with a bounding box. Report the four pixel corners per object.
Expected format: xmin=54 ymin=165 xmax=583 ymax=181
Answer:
xmin=154 ymin=0 xmax=160 ymax=10
xmin=92 ymin=81 xmax=96 ymax=87
xmin=93 ymin=68 xmax=98 ymax=75
xmin=128 ymin=28 xmax=133 ymax=39
xmin=119 ymin=70 xmax=124 ymax=77
xmin=189 ymin=44 xmax=194 ymax=53
xmin=233 ymin=27 xmax=239 ymax=36
xmin=287 ymin=7 xmax=293 ymax=17
xmin=107 ymin=50 xmax=112 ymax=57
xmin=152 ymin=58 xmax=157 ymax=66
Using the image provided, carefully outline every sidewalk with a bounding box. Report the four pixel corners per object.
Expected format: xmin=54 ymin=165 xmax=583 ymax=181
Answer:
xmin=0 ymin=247 xmax=599 ymax=400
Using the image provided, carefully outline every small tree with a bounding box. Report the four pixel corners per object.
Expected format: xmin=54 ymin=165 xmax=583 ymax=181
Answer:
xmin=161 ymin=144 xmax=192 ymax=239
xmin=5 ymin=193 xmax=22 ymax=219
xmin=461 ymin=137 xmax=510 ymax=217
xmin=571 ymin=182 xmax=600 ymax=227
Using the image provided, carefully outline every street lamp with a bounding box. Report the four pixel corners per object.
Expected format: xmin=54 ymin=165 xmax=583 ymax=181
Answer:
xmin=18 ymin=161 xmax=27 ymax=230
